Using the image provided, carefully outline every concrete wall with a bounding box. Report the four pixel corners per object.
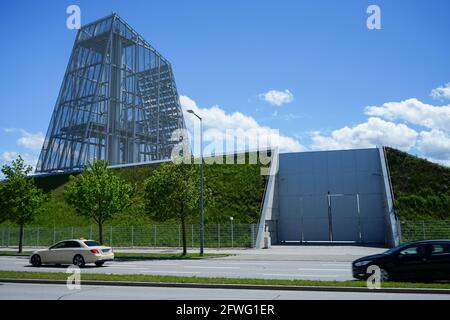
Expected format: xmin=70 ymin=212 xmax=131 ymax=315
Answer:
xmin=256 ymin=147 xmax=399 ymax=247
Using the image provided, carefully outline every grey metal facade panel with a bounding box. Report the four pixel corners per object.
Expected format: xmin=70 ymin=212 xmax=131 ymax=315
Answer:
xmin=332 ymin=218 xmax=360 ymax=241
xmin=330 ymin=195 xmax=360 ymax=241
xmin=277 ymin=148 xmax=387 ymax=244
xmin=360 ymin=218 xmax=386 ymax=243
xmin=302 ymin=218 xmax=330 ymax=241
xmin=301 ymin=195 xmax=329 ymax=218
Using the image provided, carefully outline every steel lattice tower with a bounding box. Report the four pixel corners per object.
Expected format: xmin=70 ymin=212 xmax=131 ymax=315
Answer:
xmin=36 ymin=14 xmax=186 ymax=173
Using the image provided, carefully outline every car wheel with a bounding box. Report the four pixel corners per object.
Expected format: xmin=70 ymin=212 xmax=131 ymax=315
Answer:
xmin=31 ymin=255 xmax=41 ymax=267
xmin=95 ymin=261 xmax=104 ymax=267
xmin=73 ymin=255 xmax=85 ymax=268
xmin=380 ymin=268 xmax=390 ymax=282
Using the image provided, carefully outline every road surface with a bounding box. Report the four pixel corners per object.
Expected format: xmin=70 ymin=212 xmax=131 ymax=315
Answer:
xmin=0 ymin=256 xmax=353 ymax=281
xmin=1 ymin=282 xmax=449 ymax=300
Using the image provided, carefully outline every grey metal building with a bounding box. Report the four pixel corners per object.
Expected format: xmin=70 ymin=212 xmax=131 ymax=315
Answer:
xmin=36 ymin=14 xmax=186 ymax=173
xmin=256 ymin=147 xmax=401 ymax=248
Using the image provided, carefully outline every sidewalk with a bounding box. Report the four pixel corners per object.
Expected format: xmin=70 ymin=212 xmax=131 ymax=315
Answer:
xmin=0 ymin=245 xmax=386 ymax=262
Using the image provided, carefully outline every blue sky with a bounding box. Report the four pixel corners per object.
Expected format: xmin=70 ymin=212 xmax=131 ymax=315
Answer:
xmin=1 ymin=0 xmax=449 ymax=169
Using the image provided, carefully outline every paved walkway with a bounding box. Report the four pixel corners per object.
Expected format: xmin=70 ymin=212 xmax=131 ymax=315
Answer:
xmin=2 ymin=282 xmax=449 ymax=300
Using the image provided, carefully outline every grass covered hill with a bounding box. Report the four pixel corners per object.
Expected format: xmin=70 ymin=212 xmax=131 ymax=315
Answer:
xmin=29 ymin=154 xmax=268 ymax=227
xmin=385 ymin=147 xmax=450 ymax=221
xmin=3 ymin=148 xmax=448 ymax=227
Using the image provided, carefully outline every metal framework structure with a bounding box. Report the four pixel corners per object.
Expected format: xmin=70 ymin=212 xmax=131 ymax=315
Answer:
xmin=36 ymin=13 xmax=186 ymax=173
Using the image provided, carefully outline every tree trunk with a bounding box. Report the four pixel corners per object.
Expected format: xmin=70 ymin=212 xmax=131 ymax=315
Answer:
xmin=18 ymin=223 xmax=24 ymax=253
xmin=181 ymin=216 xmax=187 ymax=256
xmin=98 ymin=222 xmax=103 ymax=244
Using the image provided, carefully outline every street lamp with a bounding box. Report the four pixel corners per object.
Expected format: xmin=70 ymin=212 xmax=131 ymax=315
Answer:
xmin=230 ymin=216 xmax=234 ymax=248
xmin=187 ymin=109 xmax=204 ymax=256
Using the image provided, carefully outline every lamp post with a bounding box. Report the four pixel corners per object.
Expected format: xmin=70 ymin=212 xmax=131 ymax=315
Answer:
xmin=230 ymin=216 xmax=234 ymax=248
xmin=187 ymin=109 xmax=204 ymax=256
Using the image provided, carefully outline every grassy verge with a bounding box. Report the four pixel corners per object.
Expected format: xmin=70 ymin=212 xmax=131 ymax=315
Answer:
xmin=114 ymin=253 xmax=231 ymax=259
xmin=0 ymin=270 xmax=449 ymax=290
xmin=0 ymin=251 xmax=229 ymax=260
xmin=0 ymin=251 xmax=32 ymax=255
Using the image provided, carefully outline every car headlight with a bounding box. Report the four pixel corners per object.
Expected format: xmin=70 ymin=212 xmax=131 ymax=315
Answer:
xmin=354 ymin=260 xmax=371 ymax=267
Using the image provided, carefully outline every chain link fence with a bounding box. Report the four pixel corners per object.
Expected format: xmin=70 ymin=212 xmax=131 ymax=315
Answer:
xmin=401 ymin=221 xmax=450 ymax=243
xmin=0 ymin=224 xmax=257 ymax=249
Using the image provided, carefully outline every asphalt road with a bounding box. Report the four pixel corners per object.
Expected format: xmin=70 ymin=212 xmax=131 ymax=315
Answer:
xmin=1 ymin=282 xmax=449 ymax=300
xmin=0 ymin=256 xmax=354 ymax=281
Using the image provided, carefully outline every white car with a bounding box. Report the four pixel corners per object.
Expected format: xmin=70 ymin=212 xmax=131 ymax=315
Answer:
xmin=29 ymin=239 xmax=114 ymax=267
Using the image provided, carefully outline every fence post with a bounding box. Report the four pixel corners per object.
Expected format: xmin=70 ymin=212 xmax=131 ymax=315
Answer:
xmin=191 ymin=224 xmax=194 ymax=248
xmin=110 ymin=226 xmax=113 ymax=247
xmin=131 ymin=226 xmax=134 ymax=247
xmin=422 ymin=221 xmax=426 ymax=240
xmin=231 ymin=223 xmax=234 ymax=248
xmin=36 ymin=227 xmax=39 ymax=247
xmin=251 ymin=224 xmax=255 ymax=248
xmin=23 ymin=228 xmax=25 ymax=247
xmin=7 ymin=226 xmax=11 ymax=247
xmin=218 ymin=224 xmax=220 ymax=249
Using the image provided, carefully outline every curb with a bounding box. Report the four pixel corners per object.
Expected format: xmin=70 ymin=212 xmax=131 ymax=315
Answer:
xmin=0 ymin=254 xmax=29 ymax=257
xmin=1 ymin=278 xmax=450 ymax=295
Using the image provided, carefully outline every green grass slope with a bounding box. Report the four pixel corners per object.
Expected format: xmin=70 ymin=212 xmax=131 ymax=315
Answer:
xmin=6 ymin=148 xmax=447 ymax=228
xmin=385 ymin=147 xmax=450 ymax=220
xmin=27 ymin=154 xmax=267 ymax=227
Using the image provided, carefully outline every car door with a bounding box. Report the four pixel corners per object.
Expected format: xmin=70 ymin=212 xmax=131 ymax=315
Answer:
xmin=426 ymin=243 xmax=450 ymax=280
xmin=47 ymin=241 xmax=67 ymax=264
xmin=391 ymin=244 xmax=430 ymax=280
xmin=60 ymin=241 xmax=83 ymax=264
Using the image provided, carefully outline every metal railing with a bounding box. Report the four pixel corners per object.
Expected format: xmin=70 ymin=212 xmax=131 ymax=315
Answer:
xmin=400 ymin=221 xmax=450 ymax=243
xmin=0 ymin=224 xmax=257 ymax=249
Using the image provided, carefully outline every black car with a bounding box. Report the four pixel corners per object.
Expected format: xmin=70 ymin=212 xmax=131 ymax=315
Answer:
xmin=352 ymin=240 xmax=450 ymax=282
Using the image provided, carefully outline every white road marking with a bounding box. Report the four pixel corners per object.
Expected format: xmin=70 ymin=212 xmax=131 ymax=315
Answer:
xmin=217 ymin=262 xmax=268 ymax=265
xmin=319 ymin=263 xmax=350 ymax=266
xmin=109 ymin=264 xmax=178 ymax=268
xmin=183 ymin=266 xmax=241 ymax=269
xmin=297 ymin=268 xmax=349 ymax=272
xmin=139 ymin=270 xmax=201 ymax=274
xmin=263 ymin=273 xmax=338 ymax=278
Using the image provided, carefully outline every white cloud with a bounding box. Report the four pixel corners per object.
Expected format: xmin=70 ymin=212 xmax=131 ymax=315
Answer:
xmin=0 ymin=151 xmax=20 ymax=163
xmin=180 ymin=95 xmax=304 ymax=153
xmin=310 ymin=117 xmax=418 ymax=152
xmin=417 ymin=129 xmax=450 ymax=160
xmin=365 ymin=98 xmax=450 ymax=131
xmin=4 ymin=128 xmax=45 ymax=150
xmin=431 ymin=83 xmax=450 ymax=100
xmin=259 ymin=89 xmax=294 ymax=106
xmin=0 ymin=151 xmax=39 ymax=174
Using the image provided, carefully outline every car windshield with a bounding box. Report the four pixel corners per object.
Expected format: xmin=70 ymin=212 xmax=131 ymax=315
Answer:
xmin=84 ymin=241 xmax=101 ymax=247
xmin=382 ymin=242 xmax=410 ymax=255
xmin=50 ymin=242 xmax=66 ymax=249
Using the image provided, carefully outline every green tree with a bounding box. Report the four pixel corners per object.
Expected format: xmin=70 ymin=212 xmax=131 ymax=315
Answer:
xmin=64 ymin=160 xmax=135 ymax=243
xmin=0 ymin=156 xmax=46 ymax=253
xmin=143 ymin=162 xmax=208 ymax=256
